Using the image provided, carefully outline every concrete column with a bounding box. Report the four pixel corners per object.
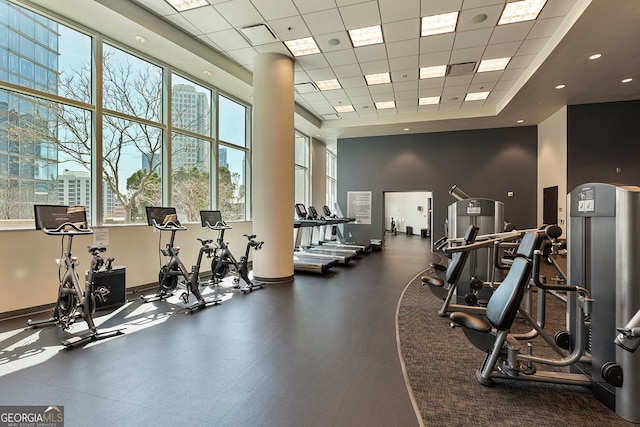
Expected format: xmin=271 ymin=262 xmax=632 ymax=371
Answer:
xmin=252 ymin=53 xmax=295 ymax=282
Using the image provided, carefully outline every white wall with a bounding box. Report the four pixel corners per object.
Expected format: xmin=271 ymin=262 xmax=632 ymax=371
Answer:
xmin=538 ymin=106 xmax=568 ymax=235
xmin=0 ymin=222 xmax=253 ymax=314
xmin=385 ymin=191 xmax=432 ymax=234
xmin=311 ymin=138 xmax=327 ymax=210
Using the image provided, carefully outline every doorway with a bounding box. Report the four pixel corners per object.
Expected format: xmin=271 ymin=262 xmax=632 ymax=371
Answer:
xmin=384 ymin=191 xmax=432 ymax=237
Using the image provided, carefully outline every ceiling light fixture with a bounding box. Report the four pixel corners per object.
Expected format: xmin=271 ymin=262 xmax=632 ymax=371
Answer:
xmin=164 ymin=0 xmax=208 ymax=12
xmin=589 ymin=53 xmax=602 ymax=60
xmin=621 ymin=78 xmax=633 ymax=83
xmin=375 ymin=101 xmax=396 ymax=110
xmin=315 ymin=79 xmax=342 ymax=91
xmin=498 ymin=0 xmax=547 ymax=25
xmin=477 ymin=57 xmax=511 ymax=72
xmin=517 ymin=119 xmax=524 ymax=123
xmin=365 ymin=72 xmax=391 ymax=85
xmin=465 ymin=91 xmax=490 ymax=101
xmin=135 ymin=35 xmax=147 ymax=43
xmin=284 ymin=37 xmax=321 ymax=56
xmin=335 ymin=105 xmax=355 ymax=113
xmin=419 ymin=96 xmax=440 ymax=105
xmin=348 ymin=25 xmax=384 ymax=47
xmin=421 ymin=11 xmax=459 ymax=36
xmin=555 ymin=84 xmax=566 ymax=89
xmin=419 ymin=65 xmax=447 ymax=79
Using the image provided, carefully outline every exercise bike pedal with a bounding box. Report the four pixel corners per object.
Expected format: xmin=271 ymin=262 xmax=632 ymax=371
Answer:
xmin=185 ymin=296 xmax=221 ymax=313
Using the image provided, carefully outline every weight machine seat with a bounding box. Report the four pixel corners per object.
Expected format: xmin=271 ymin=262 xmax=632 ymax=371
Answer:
xmin=421 ymin=225 xmax=479 ymax=287
xmin=450 ymin=237 xmax=536 ymax=333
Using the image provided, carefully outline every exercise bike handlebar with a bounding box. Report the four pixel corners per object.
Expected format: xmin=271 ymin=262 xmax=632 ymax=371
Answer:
xmin=444 ymin=231 xmax=523 ymax=255
xmin=42 ymin=222 xmax=93 ymax=236
xmin=205 ymin=220 xmax=232 ymax=230
xmin=152 ymin=219 xmax=186 ymax=231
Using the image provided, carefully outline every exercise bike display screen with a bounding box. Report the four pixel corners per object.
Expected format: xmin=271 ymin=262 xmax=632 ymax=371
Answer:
xmin=200 ymin=210 xmax=222 ymax=227
xmin=34 ymin=205 xmax=88 ymax=230
xmin=146 ymin=206 xmax=179 ymax=226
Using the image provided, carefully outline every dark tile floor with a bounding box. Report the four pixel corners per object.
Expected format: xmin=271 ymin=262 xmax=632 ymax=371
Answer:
xmin=0 ymin=233 xmax=432 ymax=427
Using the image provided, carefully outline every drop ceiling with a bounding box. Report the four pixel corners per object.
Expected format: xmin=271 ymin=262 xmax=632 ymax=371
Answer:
xmin=26 ymin=0 xmax=640 ymax=148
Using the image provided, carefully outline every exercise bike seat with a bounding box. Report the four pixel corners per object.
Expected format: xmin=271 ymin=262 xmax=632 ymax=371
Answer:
xmin=243 ymin=234 xmax=256 ymax=240
xmin=88 ymin=245 xmax=107 ymax=254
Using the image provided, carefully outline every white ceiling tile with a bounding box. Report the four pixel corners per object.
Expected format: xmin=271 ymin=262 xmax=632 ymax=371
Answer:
xmin=418 ymin=87 xmax=442 ymax=97
xmin=333 ymin=64 xmax=364 ymax=78
xmin=529 ymin=16 xmax=564 ymax=39
xmin=292 ymin=0 xmax=336 ymax=14
xmin=339 ymin=1 xmax=381 ymax=29
xmin=339 ymin=75 xmax=368 ymax=88
xmin=315 ymin=32 xmax=353 ymax=52
xmin=300 ymin=91 xmax=329 ymax=102
xmin=359 ymin=59 xmax=389 ymax=74
xmin=392 ymin=79 xmax=418 ymax=92
xmin=419 ymin=77 xmax=445 ymax=89
xmin=457 ymin=5 xmax=504 ymax=31
xmin=306 ymin=68 xmax=336 ymax=80
xmin=354 ymin=44 xmax=388 ymax=63
xmin=379 ymin=0 xmax=420 ymax=23
xmin=303 ymin=9 xmax=345 ymax=35
xmin=420 ymin=33 xmax=456 ymax=54
xmin=488 ymin=21 xmax=535 ymax=45
xmin=294 ymin=70 xmax=312 ymax=83
xmin=323 ymin=89 xmax=349 ymax=99
xmin=494 ymin=79 xmax=517 ymax=91
xmin=500 ymin=68 xmax=524 ymax=81
xmin=460 ymin=0 xmax=505 ymax=9
xmin=419 ymin=51 xmax=451 ymax=67
xmin=348 ymin=95 xmax=374 ymax=105
xmin=449 ymin=46 xmax=484 ymax=63
xmin=368 ymin=83 xmax=394 ymax=95
xmin=251 ymin=0 xmax=298 ymax=20
xmin=471 ymin=70 xmax=501 ymax=84
xmin=269 ymin=15 xmax=311 ymax=40
xmin=205 ymin=29 xmax=253 ymax=51
xmin=214 ymin=0 xmax=263 ymax=28
xmin=344 ymin=87 xmax=371 ymax=98
xmin=539 ymin=0 xmax=580 ymax=19
xmin=296 ymin=53 xmax=330 ymax=70
xmin=508 ymin=54 xmax=536 ymax=69
xmin=336 ymin=0 xmax=371 ymax=7
xmin=389 ymin=55 xmax=418 ymax=72
xmin=255 ymin=42 xmax=290 ymax=56
xmin=421 ymin=0 xmax=463 ymax=16
xmin=324 ymin=50 xmax=359 ymax=67
xmin=483 ymin=41 xmax=521 ymax=58
xmin=226 ymin=47 xmax=260 ymax=66
xmin=164 ymin=13 xmax=201 ymax=34
xmin=383 ymin=19 xmax=420 ymax=43
xmin=444 ymin=74 xmax=473 ymax=86
xmin=468 ymin=81 xmax=496 ymax=93
xmin=517 ymin=37 xmax=549 ymax=55
xmin=132 ymin=0 xmax=176 ymax=16
xmin=387 ymin=39 xmax=419 ymax=59
xmin=395 ymin=89 xmax=419 ymax=100
xmin=453 ymin=28 xmax=494 ymax=49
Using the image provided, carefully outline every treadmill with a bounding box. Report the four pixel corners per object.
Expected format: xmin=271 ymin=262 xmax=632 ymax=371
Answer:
xmin=293 ymin=220 xmax=340 ymax=273
xmin=319 ymin=205 xmax=372 ymax=253
xmin=294 ymin=204 xmax=358 ymax=262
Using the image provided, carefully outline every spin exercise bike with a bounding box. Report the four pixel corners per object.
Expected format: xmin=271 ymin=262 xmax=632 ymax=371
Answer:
xmin=140 ymin=207 xmax=221 ymax=311
xmin=201 ymin=210 xmax=264 ymax=294
xmin=28 ymin=205 xmax=125 ymax=348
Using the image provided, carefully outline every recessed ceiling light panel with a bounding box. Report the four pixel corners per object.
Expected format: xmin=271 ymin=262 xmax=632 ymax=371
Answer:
xmin=165 ymin=0 xmax=208 ymax=12
xmin=375 ymin=101 xmax=395 ymax=110
xmin=365 ymin=72 xmax=391 ymax=85
xmin=465 ymin=91 xmax=490 ymax=101
xmin=348 ymin=25 xmax=384 ymax=47
xmin=315 ymin=79 xmax=342 ymax=91
xmin=498 ymin=0 xmax=547 ymax=25
xmin=284 ymin=37 xmax=321 ymax=56
xmin=335 ymin=105 xmax=355 ymax=113
xmin=477 ymin=57 xmax=511 ymax=72
xmin=419 ymin=96 xmax=440 ymax=105
xmin=621 ymin=78 xmax=633 ymax=83
xmin=420 ymin=65 xmax=447 ymax=79
xmin=421 ymin=11 xmax=459 ymax=36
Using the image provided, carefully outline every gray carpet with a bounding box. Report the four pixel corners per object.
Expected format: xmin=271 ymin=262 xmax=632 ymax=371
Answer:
xmin=397 ymin=269 xmax=635 ymax=427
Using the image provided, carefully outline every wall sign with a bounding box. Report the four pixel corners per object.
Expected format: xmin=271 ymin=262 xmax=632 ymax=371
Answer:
xmin=347 ymin=191 xmax=371 ymax=224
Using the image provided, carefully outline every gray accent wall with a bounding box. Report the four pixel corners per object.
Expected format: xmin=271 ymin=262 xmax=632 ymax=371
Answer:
xmin=567 ymin=100 xmax=640 ymax=192
xmin=337 ymin=126 xmax=538 ymax=244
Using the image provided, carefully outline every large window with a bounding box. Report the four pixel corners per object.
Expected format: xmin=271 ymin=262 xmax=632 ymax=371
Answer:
xmin=218 ymin=95 xmax=248 ymax=221
xmin=294 ymin=131 xmax=309 ymax=207
xmin=0 ymin=0 xmax=252 ymax=228
xmin=326 ymin=150 xmax=337 ymax=210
